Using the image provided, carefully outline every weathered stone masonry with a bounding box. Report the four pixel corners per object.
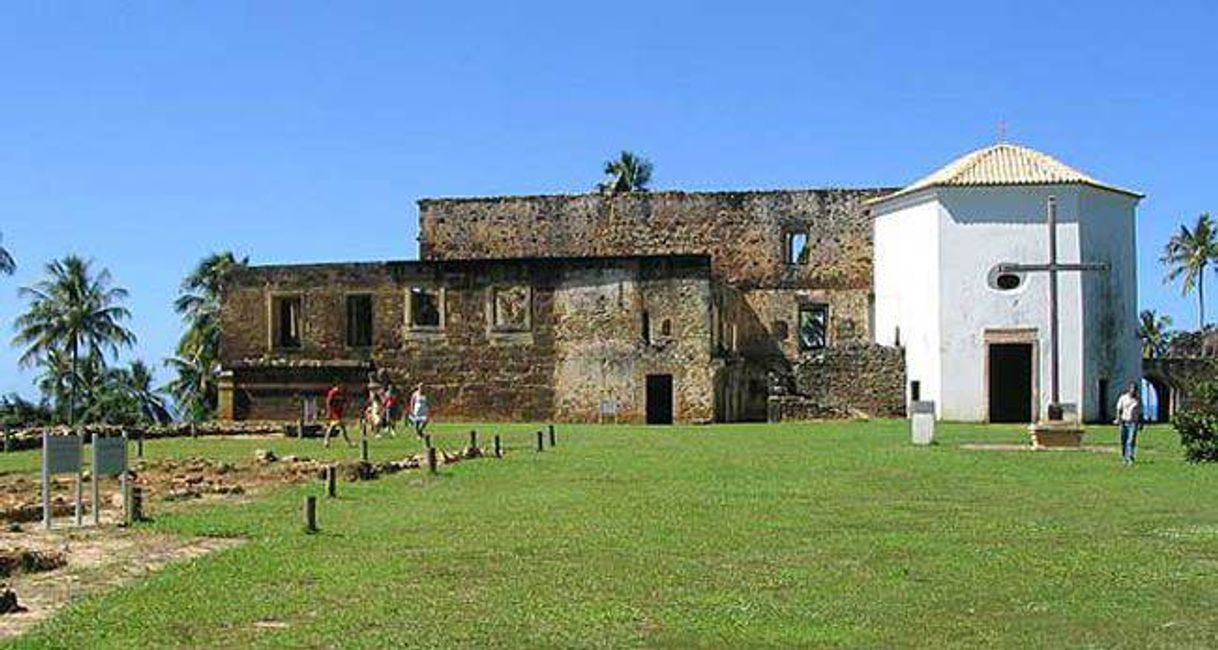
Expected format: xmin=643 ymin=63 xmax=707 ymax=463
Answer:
xmin=219 ymin=187 xmax=909 ymax=423
xmin=218 ymin=256 xmax=719 ymax=423
xmin=419 ymin=189 xmax=906 ymax=421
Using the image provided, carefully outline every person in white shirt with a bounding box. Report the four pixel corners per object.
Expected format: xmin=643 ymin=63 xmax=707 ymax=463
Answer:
xmin=408 ymin=383 xmax=430 ymax=439
xmin=1113 ymin=382 xmax=1143 ymax=465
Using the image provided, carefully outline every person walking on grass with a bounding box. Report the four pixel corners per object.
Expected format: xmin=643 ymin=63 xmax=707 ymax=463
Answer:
xmin=382 ymin=383 xmax=400 ymax=438
xmin=323 ymin=380 xmax=353 ymax=448
xmin=408 ymin=383 xmax=430 ymax=438
xmin=1114 ymin=382 xmax=1143 ymax=465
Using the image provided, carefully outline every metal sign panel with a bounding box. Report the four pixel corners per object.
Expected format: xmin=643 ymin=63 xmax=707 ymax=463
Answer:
xmin=44 ymin=434 xmax=82 ymax=475
xmin=93 ymin=437 xmax=128 ymax=476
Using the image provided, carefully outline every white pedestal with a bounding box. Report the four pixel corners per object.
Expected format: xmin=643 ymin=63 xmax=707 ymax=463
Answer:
xmin=910 ymin=400 xmax=935 ymax=446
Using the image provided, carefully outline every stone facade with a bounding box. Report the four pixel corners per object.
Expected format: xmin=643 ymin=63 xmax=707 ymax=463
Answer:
xmin=219 ymin=256 xmax=719 ymax=423
xmin=218 ymin=188 xmax=909 ymax=423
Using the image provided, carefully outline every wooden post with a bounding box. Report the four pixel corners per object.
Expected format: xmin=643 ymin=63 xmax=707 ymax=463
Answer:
xmin=325 ymin=466 xmax=337 ymax=498
xmin=536 ymin=430 xmax=544 ymax=452
xmin=91 ymin=435 xmax=101 ymax=526
xmin=493 ymin=434 xmax=502 ymax=458
xmin=427 ymin=446 xmax=438 ymax=474
xmin=548 ymin=424 xmax=556 ymax=447
xmin=74 ymin=464 xmax=83 ymax=527
xmin=424 ymin=434 xmax=431 ymax=449
xmin=360 ymin=437 xmax=369 ymax=463
xmin=190 ymin=423 xmax=197 ymax=439
xmin=137 ymin=430 xmax=144 ymax=459
xmin=122 ymin=480 xmax=131 ymax=525
xmin=130 ymin=486 xmax=144 ymax=523
xmin=304 ymin=496 xmax=318 ymax=533
xmin=469 ymin=429 xmax=478 ymax=449
xmin=42 ymin=433 xmax=51 ymax=530
xmin=2 ymin=427 xmax=9 ymax=453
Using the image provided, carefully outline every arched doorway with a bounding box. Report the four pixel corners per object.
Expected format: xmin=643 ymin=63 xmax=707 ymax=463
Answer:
xmin=1143 ymin=374 xmax=1173 ymax=423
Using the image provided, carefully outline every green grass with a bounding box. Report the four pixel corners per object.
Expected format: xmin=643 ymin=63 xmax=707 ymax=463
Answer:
xmin=6 ymin=421 xmax=1218 ymax=648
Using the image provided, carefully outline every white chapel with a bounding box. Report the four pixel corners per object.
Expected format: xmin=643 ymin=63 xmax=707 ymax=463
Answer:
xmin=871 ymin=143 xmax=1142 ymax=422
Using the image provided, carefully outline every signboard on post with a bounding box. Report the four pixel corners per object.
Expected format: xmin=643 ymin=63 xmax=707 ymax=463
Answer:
xmin=42 ymin=433 xmax=83 ymax=529
xmin=92 ymin=434 xmax=129 ymax=525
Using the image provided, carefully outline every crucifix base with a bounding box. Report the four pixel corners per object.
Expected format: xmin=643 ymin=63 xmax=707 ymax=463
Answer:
xmin=1028 ymin=404 xmax=1085 ymax=448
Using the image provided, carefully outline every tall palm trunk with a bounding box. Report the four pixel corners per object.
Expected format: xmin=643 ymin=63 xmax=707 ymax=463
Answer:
xmin=68 ymin=340 xmax=77 ymax=428
xmin=1200 ymin=272 xmax=1207 ymax=330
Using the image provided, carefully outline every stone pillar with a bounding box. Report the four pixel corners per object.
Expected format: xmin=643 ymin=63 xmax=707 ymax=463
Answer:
xmin=217 ymin=370 xmax=236 ymax=420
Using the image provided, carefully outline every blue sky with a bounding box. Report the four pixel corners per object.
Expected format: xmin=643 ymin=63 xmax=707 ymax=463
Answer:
xmin=1 ymin=1 xmax=1215 ymax=397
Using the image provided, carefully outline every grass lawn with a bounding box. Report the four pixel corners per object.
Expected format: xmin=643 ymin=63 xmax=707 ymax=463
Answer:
xmin=4 ymin=420 xmax=1217 ymax=648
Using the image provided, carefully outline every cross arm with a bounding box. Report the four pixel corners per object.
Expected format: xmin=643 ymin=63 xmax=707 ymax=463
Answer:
xmin=996 ymin=262 xmax=1110 ymax=274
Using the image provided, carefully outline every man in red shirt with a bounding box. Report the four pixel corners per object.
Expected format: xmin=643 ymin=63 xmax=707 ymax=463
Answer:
xmin=323 ymin=381 xmax=353 ymax=448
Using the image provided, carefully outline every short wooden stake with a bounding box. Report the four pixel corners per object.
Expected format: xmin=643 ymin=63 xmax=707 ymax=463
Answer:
xmin=469 ymin=429 xmax=478 ymax=449
xmin=304 ymin=496 xmax=318 ymax=533
xmin=548 ymin=424 xmax=556 ymax=447
xmin=536 ymin=430 xmax=544 ymax=452
xmin=360 ymin=438 xmax=369 ymax=463
xmin=493 ymin=434 xmax=502 ymax=458
xmin=130 ymin=486 xmax=144 ymax=523
xmin=427 ymin=446 xmax=438 ymax=474
xmin=325 ymin=466 xmax=337 ymax=498
xmin=137 ymin=430 xmax=144 ymax=458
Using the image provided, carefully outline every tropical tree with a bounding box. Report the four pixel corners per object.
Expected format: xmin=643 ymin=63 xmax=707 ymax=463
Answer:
xmin=0 ymin=393 xmax=52 ymax=429
xmin=597 ymin=151 xmax=653 ymax=194
xmin=12 ymin=256 xmax=136 ymax=425
xmin=167 ymin=251 xmax=247 ymax=421
xmin=1137 ymin=309 xmax=1174 ymax=359
xmin=0 ymin=232 xmax=14 ymax=276
xmin=1162 ymin=213 xmax=1218 ymax=328
xmin=83 ymin=360 xmax=172 ymax=426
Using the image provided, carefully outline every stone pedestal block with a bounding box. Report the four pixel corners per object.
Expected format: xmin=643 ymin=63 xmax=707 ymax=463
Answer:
xmin=1028 ymin=421 xmax=1085 ymax=449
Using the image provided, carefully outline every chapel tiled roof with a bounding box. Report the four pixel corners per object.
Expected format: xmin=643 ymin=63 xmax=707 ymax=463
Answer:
xmin=872 ymin=143 xmax=1143 ymax=203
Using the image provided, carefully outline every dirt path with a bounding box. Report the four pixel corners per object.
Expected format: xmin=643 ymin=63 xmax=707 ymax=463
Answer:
xmin=0 ymin=526 xmax=243 ymax=639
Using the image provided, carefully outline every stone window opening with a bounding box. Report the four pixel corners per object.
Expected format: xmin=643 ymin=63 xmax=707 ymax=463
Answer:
xmin=785 ymin=231 xmax=809 ymax=266
xmin=642 ymin=310 xmax=651 ymax=344
xmin=491 ymin=285 xmax=532 ymax=332
xmin=660 ymin=318 xmax=672 ymax=338
xmin=271 ymin=295 xmax=302 ymax=350
xmin=910 ymin=380 xmax=921 ymax=402
xmin=408 ymin=287 xmax=443 ymax=329
xmin=798 ymin=303 xmax=829 ymax=351
xmin=772 ymin=319 xmax=789 ymax=341
xmin=345 ymin=294 xmax=374 ymax=348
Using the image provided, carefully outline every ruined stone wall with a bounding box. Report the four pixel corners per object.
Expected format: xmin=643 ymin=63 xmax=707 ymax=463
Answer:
xmin=219 ymin=256 xmax=716 ymax=423
xmin=786 ymin=342 xmax=906 ymax=418
xmin=419 ymin=189 xmax=893 ymax=336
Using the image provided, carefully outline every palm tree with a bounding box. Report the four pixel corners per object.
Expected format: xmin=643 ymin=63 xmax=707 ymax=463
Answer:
xmin=1162 ymin=213 xmax=1218 ymax=328
xmin=168 ymin=251 xmax=247 ymax=421
xmin=1137 ymin=309 xmax=1174 ymax=359
xmin=0 ymin=232 xmax=14 ymax=276
xmin=597 ymin=151 xmax=653 ymax=193
xmin=12 ymin=256 xmax=136 ymax=425
xmin=95 ymin=360 xmax=171 ymax=425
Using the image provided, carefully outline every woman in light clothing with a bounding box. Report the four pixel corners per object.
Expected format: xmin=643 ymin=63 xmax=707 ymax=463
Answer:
xmin=408 ymin=383 xmax=430 ymax=438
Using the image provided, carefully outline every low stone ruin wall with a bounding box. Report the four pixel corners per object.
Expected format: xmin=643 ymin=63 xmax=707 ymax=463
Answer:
xmin=770 ymin=342 xmax=906 ymax=420
xmin=0 ymin=421 xmax=285 ymax=452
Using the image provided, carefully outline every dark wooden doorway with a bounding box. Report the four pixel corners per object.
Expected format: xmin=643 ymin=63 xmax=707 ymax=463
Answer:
xmin=646 ymin=374 xmax=674 ymax=425
xmin=988 ymin=343 xmax=1033 ymax=423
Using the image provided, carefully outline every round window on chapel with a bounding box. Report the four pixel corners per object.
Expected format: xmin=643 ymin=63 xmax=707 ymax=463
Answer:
xmin=995 ymin=273 xmax=1022 ymax=291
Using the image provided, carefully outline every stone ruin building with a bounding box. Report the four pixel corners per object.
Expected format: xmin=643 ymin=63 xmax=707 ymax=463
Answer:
xmin=217 ymin=188 xmax=909 ymax=424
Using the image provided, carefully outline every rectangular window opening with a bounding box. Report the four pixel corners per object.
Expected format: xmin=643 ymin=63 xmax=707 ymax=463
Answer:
xmin=798 ymin=304 xmax=828 ymax=351
xmin=786 ymin=232 xmax=809 ymax=265
xmin=272 ymin=295 xmax=302 ymax=350
xmin=409 ymin=287 xmax=441 ymax=328
xmin=346 ymin=294 xmax=373 ymax=348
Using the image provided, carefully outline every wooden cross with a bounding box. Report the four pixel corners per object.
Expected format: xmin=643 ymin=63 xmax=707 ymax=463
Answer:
xmin=996 ymin=196 xmax=1109 ymax=421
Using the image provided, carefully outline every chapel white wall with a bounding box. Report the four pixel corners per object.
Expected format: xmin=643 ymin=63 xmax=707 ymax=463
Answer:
xmin=934 ymin=185 xmax=1086 ymax=422
xmin=872 ymin=193 xmax=941 ymax=414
